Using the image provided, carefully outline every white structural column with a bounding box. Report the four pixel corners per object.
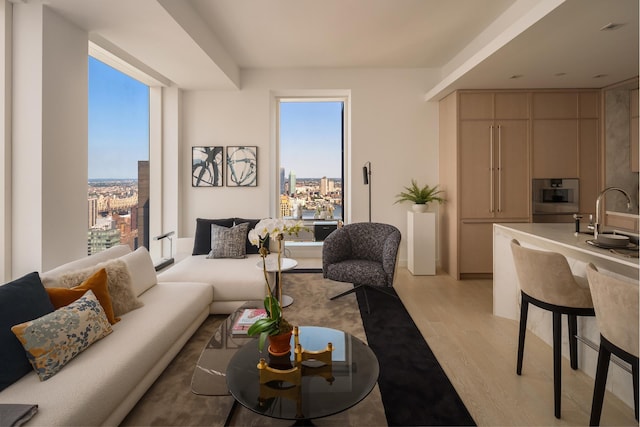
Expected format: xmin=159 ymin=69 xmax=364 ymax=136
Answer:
xmin=12 ymin=3 xmax=88 ymax=275
xmin=407 ymin=211 xmax=435 ymax=275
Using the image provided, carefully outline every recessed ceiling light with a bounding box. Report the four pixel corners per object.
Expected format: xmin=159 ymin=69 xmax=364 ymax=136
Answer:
xmin=509 ymin=74 xmax=524 ymax=79
xmin=600 ymin=22 xmax=625 ymax=31
xmin=593 ymin=74 xmax=608 ymax=79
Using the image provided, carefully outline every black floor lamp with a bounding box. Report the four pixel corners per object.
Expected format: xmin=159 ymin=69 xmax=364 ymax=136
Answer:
xmin=363 ymin=161 xmax=371 ymax=222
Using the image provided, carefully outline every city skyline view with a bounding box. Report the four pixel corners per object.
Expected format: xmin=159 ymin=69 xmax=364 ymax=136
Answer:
xmin=87 ymin=61 xmax=345 ymax=254
xmin=88 ymin=58 xmax=149 ymax=254
xmin=278 ymin=100 xmax=344 ymax=220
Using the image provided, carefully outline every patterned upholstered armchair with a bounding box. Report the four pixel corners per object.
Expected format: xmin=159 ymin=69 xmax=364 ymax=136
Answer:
xmin=322 ymin=222 xmax=401 ymax=313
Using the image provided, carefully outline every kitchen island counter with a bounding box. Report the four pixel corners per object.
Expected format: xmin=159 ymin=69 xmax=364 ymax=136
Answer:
xmin=493 ymin=222 xmax=638 ymax=409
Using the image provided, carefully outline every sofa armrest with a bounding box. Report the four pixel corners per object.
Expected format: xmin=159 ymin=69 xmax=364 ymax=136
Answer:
xmin=174 ymin=237 xmax=195 ymax=263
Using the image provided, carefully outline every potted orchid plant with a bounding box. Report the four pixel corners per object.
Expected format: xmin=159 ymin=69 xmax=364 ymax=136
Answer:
xmin=246 ymin=218 xmax=305 ymax=353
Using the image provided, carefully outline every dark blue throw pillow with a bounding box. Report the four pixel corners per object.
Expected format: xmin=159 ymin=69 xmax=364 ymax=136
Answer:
xmin=234 ymin=218 xmax=270 ymax=255
xmin=0 ymin=272 xmax=55 ymax=391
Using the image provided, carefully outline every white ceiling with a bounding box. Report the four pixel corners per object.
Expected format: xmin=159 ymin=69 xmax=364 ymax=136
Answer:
xmin=42 ymin=0 xmax=639 ymax=98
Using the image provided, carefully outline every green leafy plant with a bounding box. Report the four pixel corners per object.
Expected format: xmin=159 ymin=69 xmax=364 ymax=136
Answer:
xmin=394 ymin=179 xmax=445 ymax=205
xmin=246 ymin=294 xmax=293 ymax=352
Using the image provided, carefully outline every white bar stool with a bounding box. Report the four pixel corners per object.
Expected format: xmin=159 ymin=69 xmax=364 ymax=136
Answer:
xmin=510 ymin=239 xmax=595 ymax=419
xmin=586 ymin=263 xmax=639 ymax=426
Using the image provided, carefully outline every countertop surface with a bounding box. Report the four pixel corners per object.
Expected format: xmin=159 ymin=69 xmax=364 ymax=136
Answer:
xmin=494 ymin=222 xmax=639 ymax=271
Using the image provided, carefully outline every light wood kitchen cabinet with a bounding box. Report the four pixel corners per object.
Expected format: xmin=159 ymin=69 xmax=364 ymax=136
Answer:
xmin=531 ymin=91 xmax=600 ymax=215
xmin=532 ymin=92 xmax=578 ymax=119
xmin=459 ymin=222 xmax=494 ymax=275
xmin=460 ymin=92 xmax=529 ymax=120
xmin=460 ymin=119 xmax=529 ymax=219
xmin=439 ymin=91 xmax=530 ymax=279
xmin=631 ymin=88 xmax=638 ymax=172
xmin=439 ymin=89 xmax=601 ymax=280
xmin=532 ymin=120 xmax=578 ymax=178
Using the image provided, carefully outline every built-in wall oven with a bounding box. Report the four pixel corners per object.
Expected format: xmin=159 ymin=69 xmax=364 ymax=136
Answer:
xmin=532 ymin=178 xmax=580 ymax=222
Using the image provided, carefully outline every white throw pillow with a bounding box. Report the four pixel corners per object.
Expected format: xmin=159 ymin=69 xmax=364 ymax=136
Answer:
xmin=56 ymin=259 xmax=143 ymax=317
xmin=40 ymin=245 xmax=132 ymax=288
xmin=120 ymin=247 xmax=158 ymax=297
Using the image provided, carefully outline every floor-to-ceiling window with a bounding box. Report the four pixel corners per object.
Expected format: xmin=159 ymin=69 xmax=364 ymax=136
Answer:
xmin=88 ymin=57 xmax=150 ymax=255
xmin=278 ymin=99 xmax=345 ymax=224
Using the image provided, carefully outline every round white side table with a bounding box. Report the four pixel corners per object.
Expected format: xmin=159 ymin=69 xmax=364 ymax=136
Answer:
xmin=256 ymin=256 xmax=298 ymax=307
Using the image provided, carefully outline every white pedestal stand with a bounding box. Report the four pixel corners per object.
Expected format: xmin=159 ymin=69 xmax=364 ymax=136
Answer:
xmin=407 ymin=211 xmax=436 ymax=275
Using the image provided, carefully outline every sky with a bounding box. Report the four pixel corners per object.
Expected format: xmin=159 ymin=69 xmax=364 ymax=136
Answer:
xmin=279 ymin=101 xmax=343 ymax=179
xmin=88 ymin=59 xmax=341 ymax=180
xmin=88 ymin=57 xmax=149 ymax=180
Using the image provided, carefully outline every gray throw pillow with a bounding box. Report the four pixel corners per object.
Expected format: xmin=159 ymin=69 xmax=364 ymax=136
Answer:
xmin=208 ymin=223 xmax=249 ymax=259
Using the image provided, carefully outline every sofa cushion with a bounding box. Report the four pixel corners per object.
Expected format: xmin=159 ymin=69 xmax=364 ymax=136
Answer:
xmin=192 ymin=218 xmax=234 ymax=255
xmin=40 ymin=245 xmax=132 ymax=288
xmin=57 ymin=259 xmax=143 ymax=317
xmin=208 ymin=222 xmax=249 ymax=259
xmin=234 ymin=217 xmax=270 ymax=254
xmin=11 ymin=290 xmax=112 ymax=381
xmin=0 ymin=272 xmax=55 ymax=392
xmin=120 ymin=247 xmax=158 ymax=297
xmin=0 ymin=281 xmax=212 ymax=426
xmin=46 ymin=268 xmax=118 ymax=324
xmin=157 ymin=255 xmax=269 ymax=302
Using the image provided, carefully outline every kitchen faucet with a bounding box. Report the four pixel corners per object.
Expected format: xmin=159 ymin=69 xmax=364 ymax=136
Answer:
xmin=590 ymin=187 xmax=632 ymax=240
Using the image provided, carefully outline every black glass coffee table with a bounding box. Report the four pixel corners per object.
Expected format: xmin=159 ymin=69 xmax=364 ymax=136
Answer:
xmin=226 ymin=326 xmax=379 ymax=423
xmin=191 ymin=301 xmax=263 ymax=396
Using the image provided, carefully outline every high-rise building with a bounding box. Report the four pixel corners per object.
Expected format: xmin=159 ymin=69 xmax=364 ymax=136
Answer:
xmin=320 ymin=176 xmax=328 ymax=195
xmin=280 ymin=167 xmax=285 ymax=194
xmin=88 ymin=198 xmax=98 ymax=228
xmin=280 ymin=194 xmax=292 ymax=217
xmin=87 ymin=228 xmax=121 ymax=256
xmin=289 ymin=170 xmax=296 ymax=196
xmin=137 ymin=161 xmax=150 ymax=250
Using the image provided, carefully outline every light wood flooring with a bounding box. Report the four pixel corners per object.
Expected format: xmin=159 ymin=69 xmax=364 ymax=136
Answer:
xmin=293 ymin=259 xmax=636 ymax=425
xmin=391 ymin=267 xmax=637 ymax=427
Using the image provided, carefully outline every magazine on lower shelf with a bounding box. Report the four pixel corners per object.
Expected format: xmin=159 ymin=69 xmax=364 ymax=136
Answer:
xmin=231 ymin=308 xmax=267 ymax=335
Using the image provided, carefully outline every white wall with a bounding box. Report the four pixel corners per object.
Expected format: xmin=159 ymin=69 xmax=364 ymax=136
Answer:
xmin=12 ymin=4 xmax=87 ymax=276
xmin=180 ymin=68 xmax=441 ymax=264
xmin=0 ymin=0 xmax=11 ymax=281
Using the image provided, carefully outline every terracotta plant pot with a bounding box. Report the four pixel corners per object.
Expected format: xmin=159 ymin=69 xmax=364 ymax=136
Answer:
xmin=268 ymin=331 xmax=293 ymax=356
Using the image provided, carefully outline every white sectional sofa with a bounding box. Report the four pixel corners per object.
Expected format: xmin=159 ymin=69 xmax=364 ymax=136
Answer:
xmin=0 ymin=231 xmax=271 ymax=425
xmin=158 ymin=237 xmax=271 ymax=314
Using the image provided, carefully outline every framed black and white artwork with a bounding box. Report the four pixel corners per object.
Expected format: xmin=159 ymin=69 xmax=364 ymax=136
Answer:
xmin=226 ymin=146 xmax=257 ymax=187
xmin=192 ymin=146 xmax=224 ymax=187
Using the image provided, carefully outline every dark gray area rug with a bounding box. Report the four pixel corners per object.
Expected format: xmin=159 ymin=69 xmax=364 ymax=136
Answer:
xmin=356 ymin=287 xmax=476 ymax=426
xmin=121 ymin=274 xmax=386 ymax=426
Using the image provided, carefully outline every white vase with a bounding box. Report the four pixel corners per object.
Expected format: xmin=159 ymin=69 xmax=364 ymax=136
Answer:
xmin=411 ymin=204 xmax=428 ymax=213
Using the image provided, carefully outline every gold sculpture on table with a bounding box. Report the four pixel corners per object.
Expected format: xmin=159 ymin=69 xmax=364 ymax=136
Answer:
xmin=256 ymin=326 xmax=335 ymax=418
xmin=257 ymin=326 xmax=334 ymax=384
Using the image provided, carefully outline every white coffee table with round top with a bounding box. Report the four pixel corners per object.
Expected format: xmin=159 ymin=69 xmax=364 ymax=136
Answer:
xmin=256 ymin=256 xmax=297 ymax=307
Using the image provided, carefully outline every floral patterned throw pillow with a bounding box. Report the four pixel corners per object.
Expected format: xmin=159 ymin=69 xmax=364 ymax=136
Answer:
xmin=11 ymin=290 xmax=112 ymax=381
